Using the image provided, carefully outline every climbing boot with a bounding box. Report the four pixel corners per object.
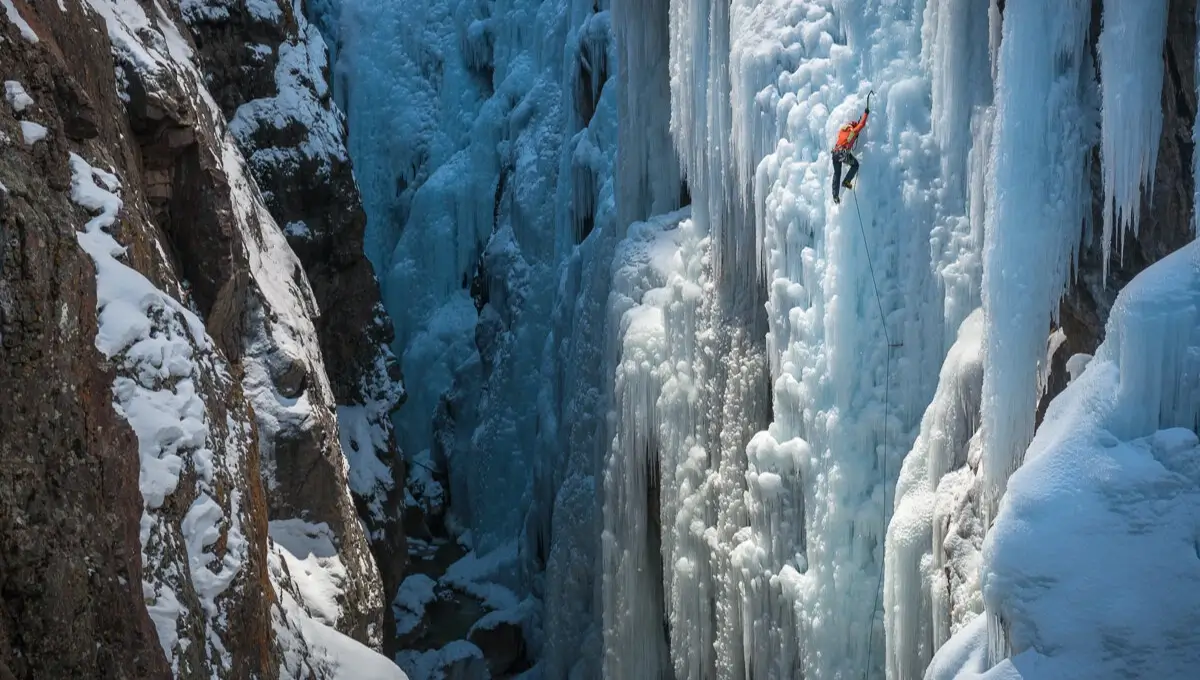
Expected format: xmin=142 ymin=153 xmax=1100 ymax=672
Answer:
xmin=842 ymin=179 xmax=854 ymax=190
xmin=832 ymin=193 xmax=840 ymax=204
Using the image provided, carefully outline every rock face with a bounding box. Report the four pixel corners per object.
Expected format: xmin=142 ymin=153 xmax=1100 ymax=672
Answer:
xmin=0 ymin=9 xmax=177 ymax=677
xmin=178 ymin=0 xmax=408 ymax=647
xmin=0 ymin=1 xmax=404 ymax=677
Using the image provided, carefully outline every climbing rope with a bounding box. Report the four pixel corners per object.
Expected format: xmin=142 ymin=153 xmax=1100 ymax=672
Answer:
xmin=851 ymin=187 xmax=900 ymax=680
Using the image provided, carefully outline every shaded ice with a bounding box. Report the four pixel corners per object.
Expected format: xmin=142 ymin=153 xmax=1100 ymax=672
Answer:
xmin=1098 ymin=0 xmax=1170 ymax=278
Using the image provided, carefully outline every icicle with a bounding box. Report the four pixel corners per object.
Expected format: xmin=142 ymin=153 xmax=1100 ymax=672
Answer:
xmin=922 ymin=0 xmax=993 ymax=207
xmin=1098 ymin=0 xmax=1170 ymax=279
xmin=988 ymin=0 xmax=1002 ymax=84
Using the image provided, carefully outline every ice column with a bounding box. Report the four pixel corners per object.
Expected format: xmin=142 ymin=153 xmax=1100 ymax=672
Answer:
xmin=978 ymin=0 xmax=1095 ymax=663
xmin=601 ymin=213 xmax=702 ymax=680
xmin=923 ymin=0 xmax=994 ymax=210
xmin=978 ymin=0 xmax=1094 ymax=513
xmin=1098 ymin=0 xmax=1170 ymax=278
xmin=884 ymin=309 xmax=985 ymax=679
xmin=668 ymin=0 xmax=760 ymax=323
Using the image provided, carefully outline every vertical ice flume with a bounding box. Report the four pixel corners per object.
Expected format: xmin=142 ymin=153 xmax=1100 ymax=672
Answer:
xmin=884 ymin=309 xmax=985 ymax=679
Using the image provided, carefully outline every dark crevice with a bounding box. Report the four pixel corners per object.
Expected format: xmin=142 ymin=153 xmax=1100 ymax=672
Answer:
xmin=469 ymin=256 xmax=489 ymax=312
xmin=1165 ymin=42 xmax=1192 ymax=120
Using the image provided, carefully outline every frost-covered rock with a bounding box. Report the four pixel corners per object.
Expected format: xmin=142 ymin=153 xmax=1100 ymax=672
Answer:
xmin=396 ymin=640 xmax=490 ymax=680
xmin=466 ymin=608 xmax=526 ymax=676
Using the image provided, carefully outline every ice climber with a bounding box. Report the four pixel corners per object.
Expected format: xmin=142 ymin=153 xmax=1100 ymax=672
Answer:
xmin=831 ymin=94 xmax=871 ymax=204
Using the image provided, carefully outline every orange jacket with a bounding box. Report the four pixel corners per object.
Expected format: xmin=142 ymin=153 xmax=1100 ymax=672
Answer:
xmin=833 ymin=111 xmax=869 ymax=151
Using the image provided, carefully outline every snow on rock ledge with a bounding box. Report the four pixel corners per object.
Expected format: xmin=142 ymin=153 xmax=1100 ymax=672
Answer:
xmin=70 ymin=150 xmax=254 ymax=676
xmin=932 ymin=239 xmax=1200 ymax=678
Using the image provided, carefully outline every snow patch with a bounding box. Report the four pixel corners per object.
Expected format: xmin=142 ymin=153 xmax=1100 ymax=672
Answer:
xmin=228 ymin=2 xmax=347 ymax=173
xmin=337 ymin=404 xmax=396 ymax=523
xmin=1 ymin=0 xmax=38 ymax=42
xmin=84 ymin=0 xmax=178 ymax=75
xmin=935 ymin=240 xmax=1200 ymax=677
xmin=393 ymin=573 xmax=437 ymax=637
xmin=271 ymin=519 xmax=350 ymax=629
xmin=5 ymin=80 xmax=32 ymax=112
xmin=246 ymin=0 xmax=282 ymax=23
xmin=395 ymin=641 xmax=487 ymax=680
xmin=441 ymin=542 xmax=521 ymax=612
xmin=269 ymin=541 xmax=410 ymax=680
xmin=20 ymin=120 xmax=46 ymax=145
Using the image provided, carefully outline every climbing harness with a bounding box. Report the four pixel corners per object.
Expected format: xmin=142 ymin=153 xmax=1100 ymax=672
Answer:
xmin=851 ymin=186 xmax=901 ymax=680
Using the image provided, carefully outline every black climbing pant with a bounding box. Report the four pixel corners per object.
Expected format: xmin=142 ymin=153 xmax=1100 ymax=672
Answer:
xmin=832 ymin=149 xmax=859 ymax=198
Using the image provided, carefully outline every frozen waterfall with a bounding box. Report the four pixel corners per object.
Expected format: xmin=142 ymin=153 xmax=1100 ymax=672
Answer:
xmin=603 ymin=0 xmax=998 ymax=678
xmin=308 ymin=0 xmax=1200 ymax=677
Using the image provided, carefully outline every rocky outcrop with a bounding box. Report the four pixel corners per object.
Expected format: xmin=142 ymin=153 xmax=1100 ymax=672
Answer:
xmin=0 ymin=10 xmax=176 ymax=676
xmin=178 ymin=0 xmax=408 ymax=642
xmin=0 ymin=1 xmax=403 ymax=677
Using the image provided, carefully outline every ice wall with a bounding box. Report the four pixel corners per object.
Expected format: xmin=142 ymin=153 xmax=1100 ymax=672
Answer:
xmin=332 ymin=0 xmax=602 ymax=541
xmin=930 ymin=240 xmax=1200 ymax=680
xmin=748 ymin=1 xmax=991 ymax=676
xmin=601 ymin=0 xmax=998 ymax=678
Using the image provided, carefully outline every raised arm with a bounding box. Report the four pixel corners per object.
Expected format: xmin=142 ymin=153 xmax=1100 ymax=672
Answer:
xmin=852 ymin=109 xmax=869 ymax=132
